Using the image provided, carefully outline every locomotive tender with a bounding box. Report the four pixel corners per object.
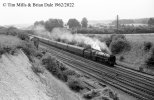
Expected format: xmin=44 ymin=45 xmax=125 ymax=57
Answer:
xmin=31 ymin=35 xmax=116 ymax=66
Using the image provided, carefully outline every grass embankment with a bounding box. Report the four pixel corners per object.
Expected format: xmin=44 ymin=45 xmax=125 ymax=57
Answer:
xmin=0 ymin=35 xmax=22 ymax=55
xmin=0 ymin=27 xmax=119 ymax=100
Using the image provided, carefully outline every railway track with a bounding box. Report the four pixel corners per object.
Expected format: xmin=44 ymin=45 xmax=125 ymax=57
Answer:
xmin=40 ymin=42 xmax=154 ymax=100
xmin=116 ymin=62 xmax=154 ymax=76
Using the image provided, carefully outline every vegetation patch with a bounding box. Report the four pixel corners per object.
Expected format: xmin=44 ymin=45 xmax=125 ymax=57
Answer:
xmin=143 ymin=41 xmax=153 ymax=52
xmin=109 ymin=35 xmax=131 ymax=55
xmin=0 ymin=28 xmax=41 ymax=62
xmin=0 ymin=27 xmax=33 ymax=37
xmin=119 ymin=56 xmax=125 ymax=62
xmin=110 ymin=38 xmax=130 ymax=55
xmin=41 ymin=53 xmax=68 ymax=82
xmin=0 ymin=35 xmax=23 ymax=56
xmin=39 ymin=51 xmax=119 ymax=99
xmin=0 ymin=27 xmax=119 ymax=99
xmin=83 ymin=88 xmax=119 ymax=100
xmin=67 ymin=77 xmax=85 ymax=92
xmin=145 ymin=48 xmax=154 ymax=68
xmin=31 ymin=63 xmax=45 ymax=75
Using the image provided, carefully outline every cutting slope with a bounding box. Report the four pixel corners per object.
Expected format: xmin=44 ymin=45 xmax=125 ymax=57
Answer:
xmin=0 ymin=50 xmax=82 ymax=100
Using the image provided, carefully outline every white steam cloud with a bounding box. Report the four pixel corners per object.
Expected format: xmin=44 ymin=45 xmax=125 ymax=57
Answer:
xmin=34 ymin=25 xmax=111 ymax=54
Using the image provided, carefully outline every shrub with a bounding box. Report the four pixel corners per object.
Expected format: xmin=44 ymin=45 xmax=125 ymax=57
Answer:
xmin=20 ymin=41 xmax=36 ymax=56
xmin=83 ymin=89 xmax=101 ymax=99
xmin=99 ymin=96 xmax=110 ymax=100
xmin=119 ymin=56 xmax=125 ymax=61
xmin=67 ymin=78 xmax=85 ymax=92
xmin=0 ymin=35 xmax=23 ymax=56
xmin=110 ymin=38 xmax=131 ymax=55
xmin=18 ymin=41 xmax=37 ymax=62
xmin=101 ymin=88 xmax=119 ymax=100
xmin=17 ymin=33 xmax=30 ymax=41
xmin=145 ymin=48 xmax=154 ymax=68
xmin=63 ymin=69 xmax=81 ymax=78
xmin=31 ymin=65 xmax=44 ymax=75
xmin=41 ymin=55 xmax=68 ymax=81
xmin=111 ymin=34 xmax=126 ymax=42
xmin=35 ymin=51 xmax=43 ymax=59
xmin=103 ymin=37 xmax=112 ymax=47
xmin=0 ymin=46 xmax=5 ymax=55
xmin=143 ymin=41 xmax=153 ymax=51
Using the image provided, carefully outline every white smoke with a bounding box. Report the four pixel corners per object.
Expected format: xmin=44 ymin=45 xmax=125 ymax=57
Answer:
xmin=34 ymin=25 xmax=111 ymax=54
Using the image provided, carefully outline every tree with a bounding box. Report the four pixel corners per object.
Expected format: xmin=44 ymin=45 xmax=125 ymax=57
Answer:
xmin=81 ymin=17 xmax=88 ymax=28
xmin=148 ymin=18 xmax=154 ymax=26
xmin=44 ymin=19 xmax=63 ymax=32
xmin=34 ymin=20 xmax=45 ymax=26
xmin=67 ymin=18 xmax=81 ymax=28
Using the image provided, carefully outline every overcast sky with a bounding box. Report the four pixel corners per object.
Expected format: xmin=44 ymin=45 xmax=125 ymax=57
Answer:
xmin=0 ymin=0 xmax=154 ymax=25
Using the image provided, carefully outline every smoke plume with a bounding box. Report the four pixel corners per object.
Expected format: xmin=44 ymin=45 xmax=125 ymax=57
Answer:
xmin=34 ymin=25 xmax=111 ymax=54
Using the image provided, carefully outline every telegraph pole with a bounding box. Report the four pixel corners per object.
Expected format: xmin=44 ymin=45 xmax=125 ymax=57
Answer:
xmin=117 ymin=15 xmax=119 ymax=34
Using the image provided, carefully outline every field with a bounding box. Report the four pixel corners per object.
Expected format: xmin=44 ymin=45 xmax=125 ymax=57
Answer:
xmin=87 ymin=33 xmax=154 ymax=74
xmin=125 ymin=33 xmax=154 ymax=42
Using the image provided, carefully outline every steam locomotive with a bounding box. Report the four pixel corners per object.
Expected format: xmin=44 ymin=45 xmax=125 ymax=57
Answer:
xmin=30 ymin=35 xmax=116 ymax=66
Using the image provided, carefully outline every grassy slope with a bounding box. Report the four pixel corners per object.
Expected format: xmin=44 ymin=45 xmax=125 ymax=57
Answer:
xmin=118 ymin=34 xmax=154 ymax=67
xmin=0 ymin=35 xmax=22 ymax=51
xmin=89 ymin=34 xmax=154 ymax=70
xmin=0 ymin=50 xmax=82 ymax=100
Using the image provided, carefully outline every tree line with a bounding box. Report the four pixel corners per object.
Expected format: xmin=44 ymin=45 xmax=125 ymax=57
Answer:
xmin=34 ymin=17 xmax=88 ymax=32
xmin=34 ymin=17 xmax=154 ymax=34
xmin=111 ymin=18 xmax=154 ymax=26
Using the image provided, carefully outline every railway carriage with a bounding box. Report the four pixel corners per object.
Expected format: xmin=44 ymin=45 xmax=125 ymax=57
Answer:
xmin=30 ymin=35 xmax=116 ymax=66
xmin=55 ymin=41 xmax=68 ymax=50
xmin=47 ymin=39 xmax=57 ymax=47
xmin=67 ymin=44 xmax=84 ymax=56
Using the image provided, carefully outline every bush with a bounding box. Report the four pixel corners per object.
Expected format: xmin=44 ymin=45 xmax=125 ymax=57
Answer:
xmin=103 ymin=37 xmax=112 ymax=47
xmin=67 ymin=78 xmax=85 ymax=92
xmin=17 ymin=33 xmax=30 ymax=41
xmin=35 ymin=51 xmax=44 ymax=59
xmin=31 ymin=65 xmax=44 ymax=75
xmin=0 ymin=27 xmax=32 ymax=38
xmin=41 ymin=55 xmax=68 ymax=81
xmin=145 ymin=48 xmax=154 ymax=68
xmin=63 ymin=69 xmax=81 ymax=78
xmin=83 ymin=89 xmax=101 ymax=99
xmin=20 ymin=41 xmax=36 ymax=56
xmin=0 ymin=35 xmax=23 ymax=56
xmin=143 ymin=41 xmax=153 ymax=51
xmin=101 ymin=88 xmax=119 ymax=100
xmin=110 ymin=38 xmax=131 ymax=55
xmin=119 ymin=56 xmax=125 ymax=61
xmin=17 ymin=41 xmax=38 ymax=62
xmin=111 ymin=34 xmax=126 ymax=41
